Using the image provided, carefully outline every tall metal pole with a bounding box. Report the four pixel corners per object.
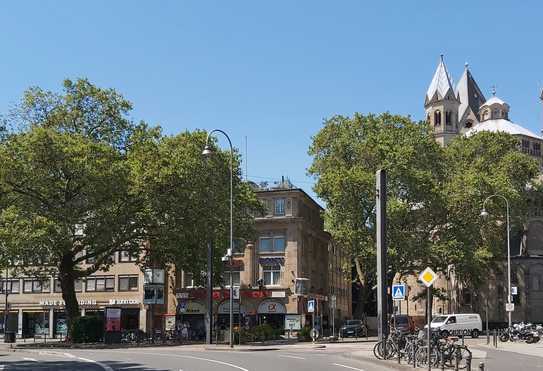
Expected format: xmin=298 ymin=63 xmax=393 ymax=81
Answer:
xmin=482 ymin=194 xmax=512 ymax=328
xmin=427 ymin=287 xmax=431 ymax=371
xmin=207 ymin=241 xmax=213 ymax=345
xmin=376 ymin=170 xmax=388 ymax=347
xmin=203 ymin=129 xmax=234 ymax=348
xmin=506 ymin=200 xmax=512 ymax=329
xmin=3 ymin=267 xmax=8 ymax=336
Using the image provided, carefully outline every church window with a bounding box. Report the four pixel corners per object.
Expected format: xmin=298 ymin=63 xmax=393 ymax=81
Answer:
xmin=445 ymin=111 xmax=452 ymax=126
xmin=465 ymin=121 xmax=473 ymax=129
xmin=434 ymin=111 xmax=441 ymax=126
xmin=482 ymin=110 xmax=489 ymax=120
xmin=533 ymin=143 xmax=541 ymax=157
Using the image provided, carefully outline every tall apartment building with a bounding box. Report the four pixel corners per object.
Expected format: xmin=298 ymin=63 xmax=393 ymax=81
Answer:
xmin=174 ymin=181 xmax=351 ymax=338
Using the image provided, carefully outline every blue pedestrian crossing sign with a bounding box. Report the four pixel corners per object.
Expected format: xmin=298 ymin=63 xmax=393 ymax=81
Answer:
xmin=392 ymin=284 xmax=406 ymax=300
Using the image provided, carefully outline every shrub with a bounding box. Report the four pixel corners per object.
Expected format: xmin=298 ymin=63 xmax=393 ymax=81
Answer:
xmin=298 ymin=325 xmax=311 ymax=341
xmin=71 ymin=315 xmax=104 ymax=343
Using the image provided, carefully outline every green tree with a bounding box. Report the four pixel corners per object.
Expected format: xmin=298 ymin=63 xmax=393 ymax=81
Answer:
xmin=308 ymin=113 xmax=447 ymax=313
xmin=440 ymin=131 xmax=538 ymax=286
xmin=0 ymin=79 xmax=262 ymax=337
xmin=0 ymin=80 xmax=143 ymax=335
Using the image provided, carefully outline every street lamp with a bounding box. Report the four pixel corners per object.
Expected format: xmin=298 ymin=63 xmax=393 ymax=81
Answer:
xmin=480 ymin=194 xmax=512 ymax=329
xmin=202 ymin=129 xmax=234 ymax=348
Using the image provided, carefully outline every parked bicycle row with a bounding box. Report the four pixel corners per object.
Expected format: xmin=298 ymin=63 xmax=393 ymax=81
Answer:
xmin=373 ymin=329 xmax=472 ymax=369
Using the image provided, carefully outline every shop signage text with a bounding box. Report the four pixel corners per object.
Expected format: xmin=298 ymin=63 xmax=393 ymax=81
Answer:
xmin=109 ymin=299 xmax=140 ymax=305
xmin=39 ymin=299 xmax=97 ymax=307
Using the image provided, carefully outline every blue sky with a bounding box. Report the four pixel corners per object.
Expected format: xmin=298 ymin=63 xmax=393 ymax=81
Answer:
xmin=1 ymin=1 xmax=542 ymax=201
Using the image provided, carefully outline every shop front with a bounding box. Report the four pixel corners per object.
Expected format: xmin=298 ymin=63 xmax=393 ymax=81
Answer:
xmin=257 ymin=300 xmax=286 ymax=330
xmin=176 ymin=301 xmax=206 ymax=341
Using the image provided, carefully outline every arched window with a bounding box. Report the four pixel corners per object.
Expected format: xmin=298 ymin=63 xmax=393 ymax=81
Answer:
xmin=434 ymin=110 xmax=441 ymax=126
xmin=482 ymin=110 xmax=489 ymax=121
xmin=445 ymin=111 xmax=452 ymax=126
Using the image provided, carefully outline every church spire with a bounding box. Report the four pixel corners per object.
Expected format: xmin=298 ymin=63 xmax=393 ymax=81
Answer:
xmin=425 ymin=54 xmax=456 ymax=106
xmin=455 ymin=62 xmax=486 ymax=124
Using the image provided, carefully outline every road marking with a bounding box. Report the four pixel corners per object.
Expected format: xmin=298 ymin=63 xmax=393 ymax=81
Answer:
xmin=97 ymin=350 xmax=249 ymax=371
xmin=333 ymin=364 xmax=365 ymax=371
xmin=56 ymin=352 xmax=113 ymax=371
xmin=22 ymin=357 xmax=38 ymax=362
xmin=278 ymin=354 xmax=306 ymax=360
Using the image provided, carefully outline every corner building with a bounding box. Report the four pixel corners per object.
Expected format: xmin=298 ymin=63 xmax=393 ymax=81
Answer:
xmin=175 ymin=183 xmax=351 ymax=338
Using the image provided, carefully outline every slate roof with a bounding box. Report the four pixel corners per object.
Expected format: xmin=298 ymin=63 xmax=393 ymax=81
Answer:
xmin=425 ymin=55 xmax=456 ymax=104
xmin=455 ymin=65 xmax=486 ymax=120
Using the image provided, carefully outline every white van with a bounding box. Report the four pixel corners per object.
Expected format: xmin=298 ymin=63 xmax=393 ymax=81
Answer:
xmin=428 ymin=314 xmax=483 ymax=338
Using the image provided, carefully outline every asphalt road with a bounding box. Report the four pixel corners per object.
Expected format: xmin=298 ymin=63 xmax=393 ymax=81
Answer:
xmin=0 ymin=346 xmax=392 ymax=371
xmin=2 ymin=342 xmax=543 ymax=371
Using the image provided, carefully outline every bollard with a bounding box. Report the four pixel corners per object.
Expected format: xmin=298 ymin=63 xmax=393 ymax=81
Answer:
xmin=461 ymin=335 xmax=464 ymax=346
xmin=455 ymin=348 xmax=460 ymax=371
xmin=413 ymin=339 xmax=417 ymax=368
xmin=44 ymin=333 xmax=47 ymax=345
xmin=479 ymin=361 xmax=485 ymax=371
xmin=486 ymin=328 xmax=489 ymax=345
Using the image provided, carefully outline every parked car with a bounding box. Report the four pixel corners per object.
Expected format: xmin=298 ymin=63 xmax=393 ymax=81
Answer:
xmin=339 ymin=319 xmax=367 ymax=338
xmin=390 ymin=314 xmax=415 ymax=334
xmin=427 ymin=313 xmax=482 ymax=338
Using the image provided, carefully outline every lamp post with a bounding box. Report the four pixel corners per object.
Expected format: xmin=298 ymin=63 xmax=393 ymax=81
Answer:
xmin=202 ymin=129 xmax=234 ymax=348
xmin=480 ymin=194 xmax=512 ymax=329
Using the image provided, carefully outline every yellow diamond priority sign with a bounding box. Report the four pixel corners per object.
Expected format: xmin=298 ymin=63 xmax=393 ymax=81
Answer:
xmin=419 ymin=267 xmax=437 ymax=287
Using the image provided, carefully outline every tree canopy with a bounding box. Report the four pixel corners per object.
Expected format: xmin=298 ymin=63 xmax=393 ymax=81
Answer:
xmin=308 ymin=113 xmax=539 ymax=310
xmin=0 ymin=79 xmax=261 ymax=336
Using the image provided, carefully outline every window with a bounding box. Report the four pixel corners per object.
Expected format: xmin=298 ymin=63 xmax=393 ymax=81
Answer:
xmin=533 ymin=143 xmax=541 ymax=157
xmin=434 ymin=111 xmax=441 ymax=126
xmin=183 ymin=272 xmax=194 ymax=288
xmin=465 ymin=121 xmax=473 ymax=129
xmin=119 ymin=276 xmax=139 ymax=291
xmin=445 ymin=111 xmax=452 ymax=126
xmin=274 ymin=198 xmax=286 ymax=216
xmin=23 ymin=278 xmax=50 ymax=293
xmin=532 ymin=276 xmax=540 ymax=291
xmin=0 ymin=279 xmax=20 ymax=294
xmin=119 ymin=250 xmax=138 ymax=262
xmin=522 ymin=140 xmax=530 ymax=154
xmin=86 ymin=276 xmax=115 ymax=292
xmin=232 ymin=239 xmax=245 ymax=254
xmin=223 ymin=270 xmax=241 ymax=287
xmin=259 ymin=235 xmax=286 ymax=253
xmin=262 ymin=264 xmax=281 ymax=286
xmin=53 ymin=279 xmax=82 ymax=293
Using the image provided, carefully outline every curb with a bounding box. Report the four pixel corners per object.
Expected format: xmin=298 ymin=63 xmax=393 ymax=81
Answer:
xmin=204 ymin=347 xmax=281 ymax=352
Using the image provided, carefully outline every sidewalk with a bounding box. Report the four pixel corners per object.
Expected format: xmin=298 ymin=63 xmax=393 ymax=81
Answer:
xmin=345 ymin=341 xmax=487 ymax=371
xmin=476 ymin=341 xmax=543 ymax=359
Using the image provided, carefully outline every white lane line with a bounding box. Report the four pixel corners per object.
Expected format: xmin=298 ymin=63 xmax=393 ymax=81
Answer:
xmin=278 ymin=355 xmax=305 ymax=360
xmin=94 ymin=350 xmax=249 ymax=371
xmin=56 ymin=352 xmax=113 ymax=371
xmin=333 ymin=364 xmax=365 ymax=371
xmin=22 ymin=357 xmax=38 ymax=362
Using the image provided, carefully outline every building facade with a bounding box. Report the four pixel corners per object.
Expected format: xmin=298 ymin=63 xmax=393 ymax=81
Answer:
xmin=174 ymin=183 xmax=351 ymax=339
xmin=0 ymin=251 xmax=176 ymax=338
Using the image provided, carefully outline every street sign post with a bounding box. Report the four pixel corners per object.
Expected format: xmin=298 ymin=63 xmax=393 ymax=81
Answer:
xmin=392 ymin=284 xmax=406 ymax=300
xmin=307 ymin=299 xmax=315 ymax=313
xmin=506 ymin=303 xmax=515 ymax=312
xmin=232 ymin=286 xmax=240 ymax=300
xmin=419 ymin=267 xmax=437 ymax=371
xmin=330 ymin=295 xmax=337 ymax=337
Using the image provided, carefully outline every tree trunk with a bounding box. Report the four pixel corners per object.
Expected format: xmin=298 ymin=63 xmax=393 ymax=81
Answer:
xmin=59 ymin=254 xmax=80 ymax=341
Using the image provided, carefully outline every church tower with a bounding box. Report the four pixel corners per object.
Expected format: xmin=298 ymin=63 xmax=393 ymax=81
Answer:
xmin=425 ymin=55 xmax=460 ymax=146
xmin=455 ymin=63 xmax=486 ymax=134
